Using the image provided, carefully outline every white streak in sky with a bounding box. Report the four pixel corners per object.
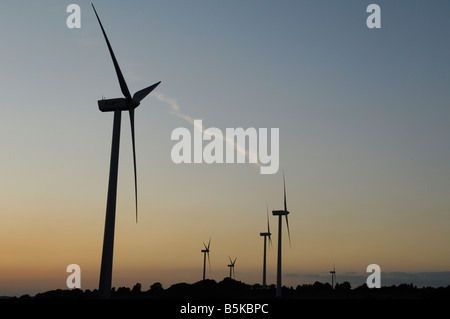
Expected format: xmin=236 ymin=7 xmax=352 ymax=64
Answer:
xmin=154 ymin=92 xmax=260 ymax=167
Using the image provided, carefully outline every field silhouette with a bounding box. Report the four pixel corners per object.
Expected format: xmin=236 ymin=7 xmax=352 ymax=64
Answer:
xmin=11 ymin=277 xmax=450 ymax=299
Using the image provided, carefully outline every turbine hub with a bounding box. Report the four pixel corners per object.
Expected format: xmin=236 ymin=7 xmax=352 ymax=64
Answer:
xmin=131 ymin=99 xmax=140 ymax=109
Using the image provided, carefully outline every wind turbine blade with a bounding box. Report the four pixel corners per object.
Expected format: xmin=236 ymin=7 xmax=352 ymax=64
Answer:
xmin=92 ymin=4 xmax=132 ymax=101
xmin=233 ymin=257 xmax=237 ymax=265
xmin=285 ymin=215 xmax=291 ymax=247
xmin=228 ymin=256 xmax=232 ymax=264
xmin=266 ymin=203 xmax=272 ymax=248
xmin=129 ymin=108 xmax=138 ymax=222
xmin=207 ymin=251 xmax=211 ymax=273
xmin=207 ymin=237 xmax=211 ymax=250
xmin=133 ymin=82 xmax=161 ymax=103
xmin=283 ymin=171 xmax=287 ymax=212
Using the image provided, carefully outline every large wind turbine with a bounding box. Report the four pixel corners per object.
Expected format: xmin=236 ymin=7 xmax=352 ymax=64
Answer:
xmin=227 ymin=257 xmax=237 ymax=280
xmin=272 ymin=173 xmax=291 ymax=298
xmin=201 ymin=238 xmax=211 ymax=280
xmin=330 ymin=265 xmax=336 ymax=289
xmin=92 ymin=4 xmax=161 ymax=299
xmin=260 ymin=204 xmax=272 ymax=289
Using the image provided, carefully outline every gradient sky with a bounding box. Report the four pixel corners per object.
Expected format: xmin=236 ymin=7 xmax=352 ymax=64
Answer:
xmin=1 ymin=0 xmax=449 ymax=296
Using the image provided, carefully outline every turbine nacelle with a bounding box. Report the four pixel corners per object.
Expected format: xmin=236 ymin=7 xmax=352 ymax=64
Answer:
xmin=98 ymin=81 xmax=161 ymax=112
xmin=272 ymin=209 xmax=289 ymax=216
xmin=98 ymin=98 xmax=139 ymax=112
xmin=260 ymin=232 xmax=271 ymax=236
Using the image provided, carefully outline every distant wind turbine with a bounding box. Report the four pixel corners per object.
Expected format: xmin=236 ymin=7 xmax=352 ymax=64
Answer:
xmin=260 ymin=204 xmax=272 ymax=289
xmin=272 ymin=172 xmax=291 ymax=297
xmin=201 ymin=238 xmax=211 ymax=280
xmin=92 ymin=3 xmax=161 ymax=299
xmin=330 ymin=265 xmax=336 ymax=289
xmin=227 ymin=257 xmax=237 ymax=280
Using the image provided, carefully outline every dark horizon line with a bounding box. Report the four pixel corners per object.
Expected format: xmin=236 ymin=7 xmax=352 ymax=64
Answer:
xmin=4 ymin=277 xmax=450 ymax=299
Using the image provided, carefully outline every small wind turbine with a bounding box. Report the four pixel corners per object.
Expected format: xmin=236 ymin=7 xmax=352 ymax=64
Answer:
xmin=330 ymin=265 xmax=336 ymax=289
xmin=92 ymin=4 xmax=161 ymax=299
xmin=227 ymin=257 xmax=237 ymax=280
xmin=201 ymin=238 xmax=211 ymax=280
xmin=260 ymin=204 xmax=272 ymax=289
xmin=272 ymin=172 xmax=291 ymax=298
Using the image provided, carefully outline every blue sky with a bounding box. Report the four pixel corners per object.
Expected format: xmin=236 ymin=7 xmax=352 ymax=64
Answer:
xmin=0 ymin=1 xmax=449 ymax=296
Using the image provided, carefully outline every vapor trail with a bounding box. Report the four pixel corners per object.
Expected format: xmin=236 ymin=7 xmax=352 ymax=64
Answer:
xmin=154 ymin=92 xmax=260 ymax=165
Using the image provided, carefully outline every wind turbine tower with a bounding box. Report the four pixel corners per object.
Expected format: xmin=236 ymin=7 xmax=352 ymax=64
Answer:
xmin=92 ymin=4 xmax=160 ymax=299
xmin=272 ymin=173 xmax=291 ymax=298
xmin=260 ymin=204 xmax=272 ymax=289
xmin=201 ymin=238 xmax=211 ymax=280
xmin=330 ymin=265 xmax=336 ymax=289
xmin=227 ymin=257 xmax=237 ymax=280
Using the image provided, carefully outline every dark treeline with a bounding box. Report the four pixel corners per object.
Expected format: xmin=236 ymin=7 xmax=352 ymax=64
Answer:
xmin=11 ymin=278 xmax=450 ymax=299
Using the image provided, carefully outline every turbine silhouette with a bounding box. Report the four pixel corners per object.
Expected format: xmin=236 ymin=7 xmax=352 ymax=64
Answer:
xmin=259 ymin=203 xmax=272 ymax=289
xmin=201 ymin=238 xmax=211 ymax=281
xmin=330 ymin=265 xmax=336 ymax=289
xmin=227 ymin=257 xmax=237 ymax=280
xmin=92 ymin=3 xmax=161 ymax=299
xmin=272 ymin=172 xmax=291 ymax=297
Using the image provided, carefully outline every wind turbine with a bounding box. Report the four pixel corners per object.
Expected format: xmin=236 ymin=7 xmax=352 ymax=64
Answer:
xmin=92 ymin=4 xmax=161 ymax=299
xmin=227 ymin=257 xmax=237 ymax=280
xmin=201 ymin=238 xmax=211 ymax=280
xmin=272 ymin=172 xmax=291 ymax=297
xmin=330 ymin=265 xmax=336 ymax=289
xmin=260 ymin=204 xmax=272 ymax=289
